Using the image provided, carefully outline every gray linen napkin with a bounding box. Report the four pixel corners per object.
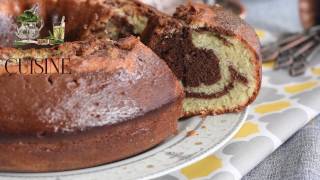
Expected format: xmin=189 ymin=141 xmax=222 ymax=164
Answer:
xmin=242 ymin=116 xmax=320 ymax=180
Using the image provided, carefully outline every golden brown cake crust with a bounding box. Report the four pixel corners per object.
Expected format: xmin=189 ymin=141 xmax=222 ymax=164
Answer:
xmin=174 ymin=3 xmax=261 ymax=56
xmin=0 ymin=37 xmax=184 ymax=135
xmin=0 ymin=100 xmax=182 ymax=172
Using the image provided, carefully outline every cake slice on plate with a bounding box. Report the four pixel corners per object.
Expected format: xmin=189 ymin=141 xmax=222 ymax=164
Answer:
xmin=78 ymin=0 xmax=262 ymax=116
xmin=145 ymin=3 xmax=261 ymax=116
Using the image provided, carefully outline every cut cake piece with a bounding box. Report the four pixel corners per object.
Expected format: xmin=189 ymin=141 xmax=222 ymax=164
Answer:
xmin=145 ymin=3 xmax=261 ymax=116
xmin=87 ymin=1 xmax=262 ymax=117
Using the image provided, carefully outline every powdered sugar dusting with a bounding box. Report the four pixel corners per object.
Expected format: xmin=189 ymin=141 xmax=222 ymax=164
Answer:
xmin=36 ymin=52 xmax=156 ymax=133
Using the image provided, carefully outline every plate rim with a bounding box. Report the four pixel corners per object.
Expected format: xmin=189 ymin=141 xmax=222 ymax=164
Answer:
xmin=140 ymin=108 xmax=248 ymax=180
xmin=0 ymin=109 xmax=248 ymax=180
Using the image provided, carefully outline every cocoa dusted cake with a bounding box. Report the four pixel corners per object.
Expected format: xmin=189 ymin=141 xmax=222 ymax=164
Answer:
xmin=0 ymin=0 xmax=183 ymax=172
xmin=0 ymin=0 xmax=261 ymax=172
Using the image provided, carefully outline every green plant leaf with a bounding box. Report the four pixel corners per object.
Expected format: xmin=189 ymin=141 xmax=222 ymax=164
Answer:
xmin=17 ymin=10 xmax=39 ymax=23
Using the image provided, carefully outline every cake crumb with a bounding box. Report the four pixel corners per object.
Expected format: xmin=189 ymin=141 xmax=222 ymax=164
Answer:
xmin=187 ymin=130 xmax=198 ymax=137
xmin=200 ymin=114 xmax=207 ymax=120
xmin=147 ymin=165 xmax=154 ymax=168
xmin=195 ymin=142 xmax=203 ymax=145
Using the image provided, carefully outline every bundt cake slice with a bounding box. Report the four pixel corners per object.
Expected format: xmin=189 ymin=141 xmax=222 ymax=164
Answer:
xmin=145 ymin=3 xmax=261 ymax=116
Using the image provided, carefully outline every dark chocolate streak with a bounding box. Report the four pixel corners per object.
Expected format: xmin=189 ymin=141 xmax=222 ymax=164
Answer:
xmin=186 ymin=66 xmax=248 ymax=99
xmin=152 ymin=27 xmax=246 ymax=99
xmin=153 ymin=28 xmax=222 ymax=87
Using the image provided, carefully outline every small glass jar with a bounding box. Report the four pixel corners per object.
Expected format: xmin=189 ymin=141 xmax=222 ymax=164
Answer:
xmin=52 ymin=21 xmax=65 ymax=41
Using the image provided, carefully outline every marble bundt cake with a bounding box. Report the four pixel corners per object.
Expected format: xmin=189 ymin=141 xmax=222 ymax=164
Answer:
xmin=0 ymin=0 xmax=183 ymax=172
xmin=91 ymin=0 xmax=261 ymax=116
xmin=0 ymin=0 xmax=261 ymax=172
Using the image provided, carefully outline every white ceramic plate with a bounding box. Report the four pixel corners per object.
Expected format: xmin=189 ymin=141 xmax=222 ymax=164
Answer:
xmin=0 ymin=109 xmax=247 ymax=180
